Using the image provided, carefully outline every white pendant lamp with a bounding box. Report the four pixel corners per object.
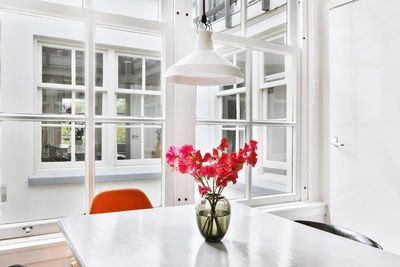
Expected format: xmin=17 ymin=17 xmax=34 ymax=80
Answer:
xmin=165 ymin=4 xmax=244 ymax=86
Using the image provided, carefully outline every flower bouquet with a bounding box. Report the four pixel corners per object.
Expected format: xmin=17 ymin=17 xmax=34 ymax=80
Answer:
xmin=166 ymin=137 xmax=258 ymax=242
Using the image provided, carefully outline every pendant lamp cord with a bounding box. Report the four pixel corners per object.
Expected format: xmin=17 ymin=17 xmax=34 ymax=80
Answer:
xmin=197 ymin=0 xmax=213 ymax=31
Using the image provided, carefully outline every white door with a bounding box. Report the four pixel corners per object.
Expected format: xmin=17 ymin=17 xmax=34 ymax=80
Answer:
xmin=328 ymin=0 xmax=400 ymax=253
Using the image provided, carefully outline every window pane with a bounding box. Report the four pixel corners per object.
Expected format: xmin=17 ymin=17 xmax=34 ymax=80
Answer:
xmin=116 ymin=93 xmax=141 ymax=116
xmin=236 ymin=51 xmax=246 ymax=88
xmin=222 ymin=95 xmax=237 ymax=119
xmin=192 ymin=0 xmax=241 ymax=33
xmin=252 ymin=125 xmax=293 ymax=197
xmin=42 ymin=125 xmax=71 ymax=162
xmin=95 ymin=93 xmax=103 ymax=116
xmin=144 ymin=95 xmax=161 ymax=117
xmin=246 ymin=0 xmax=287 ymax=43
xmin=144 ymin=127 xmax=162 ymax=159
xmin=2 ymin=121 xmax=85 ymax=223
xmin=222 ymin=129 xmax=236 ymax=154
xmin=118 ymin=56 xmax=142 ymax=90
xmin=96 ymin=53 xmax=104 ymax=87
xmin=240 ymin=93 xmax=246 ymax=120
xmin=75 ymin=125 xmax=85 ymax=162
xmin=221 ymin=55 xmax=234 ymax=91
xmin=42 ymin=89 xmax=72 ymax=114
xmin=76 ymin=50 xmax=84 ymax=86
xmin=94 ymin=0 xmax=159 ymax=21
xmin=0 ymin=12 xmax=84 ymax=115
xmin=95 ymin=127 xmax=102 ymax=161
xmin=96 ymin=122 xmax=162 ymax=207
xmin=196 ymin=124 xmax=246 ymax=199
xmin=76 ymin=92 xmax=85 ymax=115
xmin=42 ymin=46 xmax=72 ymax=84
xmin=264 ymin=52 xmax=285 ymax=82
xmin=267 ymin=85 xmax=286 ymax=120
xmin=117 ymin=126 xmax=141 ymax=160
xmin=145 ymin=59 xmax=161 ymax=91
xmin=75 ymin=52 xmax=104 ymax=87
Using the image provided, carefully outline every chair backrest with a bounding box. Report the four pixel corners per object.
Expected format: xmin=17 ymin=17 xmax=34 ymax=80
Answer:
xmin=295 ymin=220 xmax=383 ymax=249
xmin=90 ymin=189 xmax=153 ymax=214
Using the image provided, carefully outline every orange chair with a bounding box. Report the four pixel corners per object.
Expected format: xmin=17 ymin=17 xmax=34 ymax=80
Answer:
xmin=89 ymin=189 xmax=153 ymax=215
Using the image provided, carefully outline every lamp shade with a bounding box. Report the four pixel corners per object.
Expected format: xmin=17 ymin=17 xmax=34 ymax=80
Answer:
xmin=165 ymin=30 xmax=244 ymax=86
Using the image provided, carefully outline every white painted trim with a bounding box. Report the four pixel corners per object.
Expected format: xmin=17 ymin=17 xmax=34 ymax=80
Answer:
xmin=258 ymin=201 xmax=327 ymax=221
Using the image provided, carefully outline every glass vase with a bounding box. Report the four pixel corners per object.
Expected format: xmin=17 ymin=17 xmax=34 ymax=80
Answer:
xmin=195 ymin=194 xmax=231 ymax=242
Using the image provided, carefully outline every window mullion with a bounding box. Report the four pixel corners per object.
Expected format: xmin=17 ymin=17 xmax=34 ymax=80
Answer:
xmin=245 ymin=48 xmax=253 ymax=200
xmin=71 ymin=123 xmax=76 ymax=162
xmin=71 ymin=49 xmax=76 ymax=87
xmin=84 ymin=20 xmax=96 ymax=213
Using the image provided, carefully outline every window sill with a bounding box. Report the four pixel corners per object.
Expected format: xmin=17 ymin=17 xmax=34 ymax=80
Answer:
xmin=28 ymin=166 xmax=161 ymax=186
xmin=255 ymin=201 xmax=328 ymax=221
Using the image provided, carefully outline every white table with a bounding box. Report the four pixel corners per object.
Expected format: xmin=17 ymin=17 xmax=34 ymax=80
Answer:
xmin=59 ymin=203 xmax=400 ymax=267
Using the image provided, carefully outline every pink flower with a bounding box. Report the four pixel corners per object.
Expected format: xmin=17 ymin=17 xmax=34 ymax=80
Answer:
xmin=178 ymin=159 xmax=189 ymax=173
xmin=217 ymin=138 xmax=229 ymax=151
xmin=247 ymin=151 xmax=258 ymax=167
xmin=249 ymin=140 xmax=258 ymax=150
xmin=201 ymin=164 xmax=216 ymax=178
xmin=179 ymin=145 xmax=195 ymax=158
xmin=165 ymin=146 xmax=179 ymax=167
xmin=243 ymin=143 xmax=251 ymax=153
xmin=203 ymin=153 xmax=212 ymax=162
xmin=198 ymin=185 xmax=212 ymax=197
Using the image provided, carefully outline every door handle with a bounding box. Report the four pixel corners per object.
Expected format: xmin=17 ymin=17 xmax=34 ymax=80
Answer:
xmin=331 ymin=136 xmax=344 ymax=147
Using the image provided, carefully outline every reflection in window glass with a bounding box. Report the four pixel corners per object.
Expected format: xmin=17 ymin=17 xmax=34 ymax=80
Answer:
xmin=41 ymin=126 xmax=71 ymax=162
xmin=75 ymin=126 xmax=85 ymax=161
xmin=74 ymin=51 xmax=103 ymax=87
xmin=95 ymin=127 xmax=102 ymax=160
xmin=117 ymin=126 xmax=141 ymax=160
xmin=96 ymin=53 xmax=103 ymax=87
xmin=222 ymin=95 xmax=236 ymax=119
xmin=76 ymin=50 xmax=85 ymax=85
xmin=144 ymin=128 xmax=162 ymax=158
xmin=144 ymin=95 xmax=161 ymax=117
xmin=118 ymin=56 xmax=142 ymax=89
xmin=240 ymin=93 xmax=246 ymax=120
xmin=236 ymin=51 xmax=246 ymax=88
xmin=42 ymin=89 xmax=72 ymax=114
xmin=42 ymin=47 xmax=71 ymax=84
xmin=222 ymin=55 xmax=234 ymax=90
xmin=95 ymin=93 xmax=103 ymax=115
xmin=192 ymin=0 xmax=241 ymax=32
xmin=116 ymin=93 xmax=141 ymax=116
xmin=267 ymin=127 xmax=286 ymax=162
xmin=222 ymin=129 xmax=236 ymax=154
xmin=75 ymin=92 xmax=85 ymax=115
xmin=252 ymin=126 xmax=292 ymax=197
xmin=145 ymin=59 xmax=161 ymax=91
xmin=264 ymin=52 xmax=285 ymax=82
xmin=267 ymin=85 xmax=286 ymax=120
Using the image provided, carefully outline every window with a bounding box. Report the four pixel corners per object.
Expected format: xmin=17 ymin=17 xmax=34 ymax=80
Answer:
xmin=38 ymin=43 xmax=105 ymax=165
xmin=0 ymin=0 xmax=302 ymax=237
xmin=196 ymin=0 xmax=301 ymax=205
xmin=38 ymin=42 xmax=162 ymax=166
